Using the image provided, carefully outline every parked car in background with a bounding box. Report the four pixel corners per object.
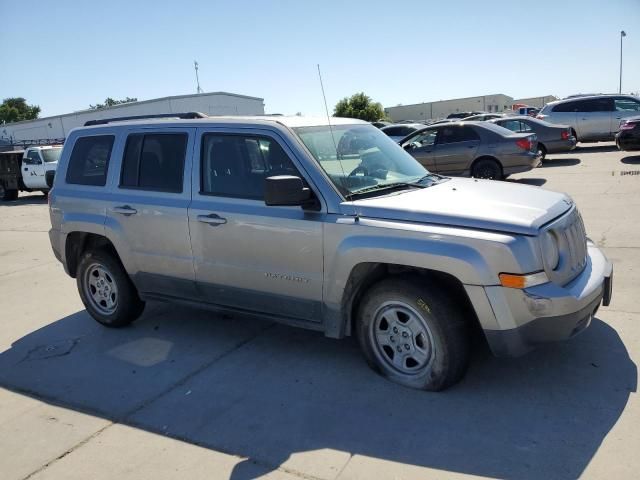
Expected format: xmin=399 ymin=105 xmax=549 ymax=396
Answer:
xmin=399 ymin=121 xmax=540 ymax=179
xmin=490 ymin=116 xmax=576 ymax=161
xmin=0 ymin=145 xmax=62 ymax=200
xmin=381 ymin=123 xmax=424 ymax=142
xmin=616 ymin=116 xmax=640 ymax=151
xmin=537 ymin=94 xmax=640 ymax=142
xmin=447 ymin=111 xmax=485 ymax=119
xmin=371 ymin=121 xmax=391 ymax=129
xmin=463 ymin=113 xmax=506 ymax=122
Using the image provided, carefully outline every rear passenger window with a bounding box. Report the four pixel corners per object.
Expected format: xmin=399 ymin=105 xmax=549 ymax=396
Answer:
xmin=120 ymin=133 xmax=187 ymax=192
xmin=66 ymin=135 xmax=114 ymax=186
xmin=576 ymin=98 xmax=613 ymax=112
xmin=201 ymin=134 xmax=299 ymax=199
xmin=438 ymin=126 xmax=479 ymax=144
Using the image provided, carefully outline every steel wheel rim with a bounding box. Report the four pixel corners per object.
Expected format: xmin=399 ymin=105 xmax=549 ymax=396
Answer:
xmin=83 ymin=262 xmax=118 ymax=315
xmin=370 ymin=301 xmax=435 ymax=376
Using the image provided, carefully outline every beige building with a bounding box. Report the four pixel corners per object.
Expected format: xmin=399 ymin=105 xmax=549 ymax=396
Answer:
xmin=513 ymin=95 xmax=558 ymax=108
xmin=385 ymin=94 xmax=514 ymax=122
xmin=384 ymin=94 xmax=560 ymax=122
xmin=0 ymin=92 xmax=265 ymax=143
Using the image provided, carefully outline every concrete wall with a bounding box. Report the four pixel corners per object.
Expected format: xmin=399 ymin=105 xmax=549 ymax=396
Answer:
xmin=513 ymin=95 xmax=558 ymax=108
xmin=384 ymin=94 xmax=514 ymax=122
xmin=0 ymin=92 xmax=265 ymax=143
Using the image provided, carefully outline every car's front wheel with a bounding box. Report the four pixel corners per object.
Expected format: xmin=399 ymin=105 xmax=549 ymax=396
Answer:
xmin=77 ymin=249 xmax=145 ymax=327
xmin=356 ymin=276 xmax=470 ymax=391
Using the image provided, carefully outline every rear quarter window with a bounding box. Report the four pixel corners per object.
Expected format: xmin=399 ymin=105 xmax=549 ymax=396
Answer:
xmin=65 ymin=135 xmax=114 ymax=186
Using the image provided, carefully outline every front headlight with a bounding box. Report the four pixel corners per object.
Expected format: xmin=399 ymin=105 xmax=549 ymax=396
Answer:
xmin=541 ymin=230 xmax=560 ymax=270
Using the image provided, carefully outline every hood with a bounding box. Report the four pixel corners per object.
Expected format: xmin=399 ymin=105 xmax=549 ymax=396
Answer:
xmin=349 ymin=177 xmax=572 ymax=235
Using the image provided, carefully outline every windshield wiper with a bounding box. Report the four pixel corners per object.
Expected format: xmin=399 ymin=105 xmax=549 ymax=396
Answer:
xmin=346 ymin=173 xmax=448 ymax=200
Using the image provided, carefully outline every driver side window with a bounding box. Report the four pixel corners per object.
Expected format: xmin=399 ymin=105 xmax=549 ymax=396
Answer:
xmin=25 ymin=151 xmax=42 ymax=164
xmin=201 ymin=134 xmax=300 ymax=200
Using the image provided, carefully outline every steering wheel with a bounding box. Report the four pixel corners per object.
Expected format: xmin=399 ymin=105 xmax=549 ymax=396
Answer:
xmin=348 ymin=163 xmax=388 ymax=179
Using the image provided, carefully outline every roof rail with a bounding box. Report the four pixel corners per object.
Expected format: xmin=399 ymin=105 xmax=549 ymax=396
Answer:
xmin=84 ymin=112 xmax=208 ymax=127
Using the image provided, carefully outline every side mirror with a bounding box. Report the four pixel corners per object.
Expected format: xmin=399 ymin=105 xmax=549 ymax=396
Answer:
xmin=264 ymin=175 xmax=311 ymax=207
xmin=403 ymin=143 xmax=414 ymax=151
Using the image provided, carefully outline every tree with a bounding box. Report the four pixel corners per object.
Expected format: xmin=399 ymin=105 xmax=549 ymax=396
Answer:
xmin=333 ymin=92 xmax=386 ymax=122
xmin=90 ymin=97 xmax=138 ymax=109
xmin=0 ymin=97 xmax=41 ymax=124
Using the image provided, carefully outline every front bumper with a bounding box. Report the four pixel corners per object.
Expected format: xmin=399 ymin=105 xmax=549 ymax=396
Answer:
xmin=616 ymin=132 xmax=640 ymax=151
xmin=481 ymin=241 xmax=612 ymax=357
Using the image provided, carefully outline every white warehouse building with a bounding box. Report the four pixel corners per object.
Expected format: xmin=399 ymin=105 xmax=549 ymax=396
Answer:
xmin=0 ymin=92 xmax=265 ymax=143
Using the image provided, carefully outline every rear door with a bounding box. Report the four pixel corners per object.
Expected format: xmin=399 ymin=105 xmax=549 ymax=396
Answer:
xmin=188 ymin=127 xmax=324 ymax=321
xmin=105 ymin=127 xmax=197 ymax=298
xmin=22 ymin=149 xmax=46 ymax=189
xmin=576 ymin=98 xmax=614 ymax=141
xmin=434 ymin=125 xmax=481 ymax=175
xmin=402 ymin=129 xmax=437 ymax=170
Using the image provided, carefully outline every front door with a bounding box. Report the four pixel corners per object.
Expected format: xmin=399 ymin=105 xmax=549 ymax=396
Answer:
xmin=105 ymin=127 xmax=197 ymax=297
xmin=22 ymin=150 xmax=46 ymax=189
xmin=434 ymin=125 xmax=480 ymax=175
xmin=188 ymin=128 xmax=324 ymax=322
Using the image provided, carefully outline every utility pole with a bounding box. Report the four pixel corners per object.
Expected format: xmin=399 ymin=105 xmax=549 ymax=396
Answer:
xmin=194 ymin=60 xmax=203 ymax=94
xmin=619 ymin=31 xmax=626 ymax=94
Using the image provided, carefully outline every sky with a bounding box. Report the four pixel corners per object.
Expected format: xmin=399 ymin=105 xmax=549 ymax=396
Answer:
xmin=1 ymin=0 xmax=639 ymax=118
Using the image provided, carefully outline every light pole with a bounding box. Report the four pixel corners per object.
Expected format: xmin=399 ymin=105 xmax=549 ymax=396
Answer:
xmin=194 ymin=60 xmax=203 ymax=94
xmin=619 ymin=30 xmax=626 ymax=94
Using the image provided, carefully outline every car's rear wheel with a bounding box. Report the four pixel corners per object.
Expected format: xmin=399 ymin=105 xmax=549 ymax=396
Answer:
xmin=77 ymin=249 xmax=145 ymax=327
xmin=356 ymin=276 xmax=470 ymax=391
xmin=471 ymin=158 xmax=502 ymax=180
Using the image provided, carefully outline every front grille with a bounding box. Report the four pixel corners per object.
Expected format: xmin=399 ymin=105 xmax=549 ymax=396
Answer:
xmin=565 ymin=211 xmax=588 ymax=274
xmin=544 ymin=208 xmax=588 ymax=285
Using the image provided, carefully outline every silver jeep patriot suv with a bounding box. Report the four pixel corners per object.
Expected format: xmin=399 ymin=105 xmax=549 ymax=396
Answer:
xmin=48 ymin=113 xmax=613 ymax=391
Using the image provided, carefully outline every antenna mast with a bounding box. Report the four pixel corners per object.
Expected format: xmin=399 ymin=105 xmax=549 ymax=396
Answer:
xmin=194 ymin=60 xmax=203 ymax=94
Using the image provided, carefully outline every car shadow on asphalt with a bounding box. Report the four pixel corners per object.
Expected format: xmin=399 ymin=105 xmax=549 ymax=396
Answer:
xmin=0 ymin=305 xmax=636 ymax=480
xmin=0 ymin=195 xmax=47 ymax=207
xmin=621 ymin=155 xmax=640 ymax=165
xmin=541 ymin=158 xmax=581 ymax=167
xmin=574 ymin=144 xmax=619 ymax=153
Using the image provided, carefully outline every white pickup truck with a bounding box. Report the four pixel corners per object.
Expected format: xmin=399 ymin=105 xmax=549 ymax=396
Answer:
xmin=0 ymin=145 xmax=62 ymax=200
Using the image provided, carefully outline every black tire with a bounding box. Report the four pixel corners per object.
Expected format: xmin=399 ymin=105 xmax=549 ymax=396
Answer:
xmin=76 ymin=249 xmax=145 ymax=327
xmin=356 ymin=276 xmax=470 ymax=391
xmin=471 ymin=158 xmax=502 ymax=180
xmin=571 ymin=129 xmax=578 ymax=143
xmin=537 ymin=144 xmax=547 ymax=163
xmin=0 ymin=183 xmax=18 ymax=201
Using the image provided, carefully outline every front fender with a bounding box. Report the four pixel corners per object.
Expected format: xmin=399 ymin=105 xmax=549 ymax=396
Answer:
xmin=322 ymin=217 xmax=540 ymax=337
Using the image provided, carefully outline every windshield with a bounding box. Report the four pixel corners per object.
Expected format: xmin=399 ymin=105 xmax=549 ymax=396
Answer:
xmin=41 ymin=148 xmax=62 ymax=163
xmin=293 ymin=124 xmax=429 ymax=198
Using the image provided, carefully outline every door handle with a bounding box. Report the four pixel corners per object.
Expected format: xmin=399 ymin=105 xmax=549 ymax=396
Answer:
xmin=112 ymin=205 xmax=137 ymax=216
xmin=23 ymin=168 xmax=28 ymax=171
xmin=197 ymin=213 xmax=227 ymax=226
